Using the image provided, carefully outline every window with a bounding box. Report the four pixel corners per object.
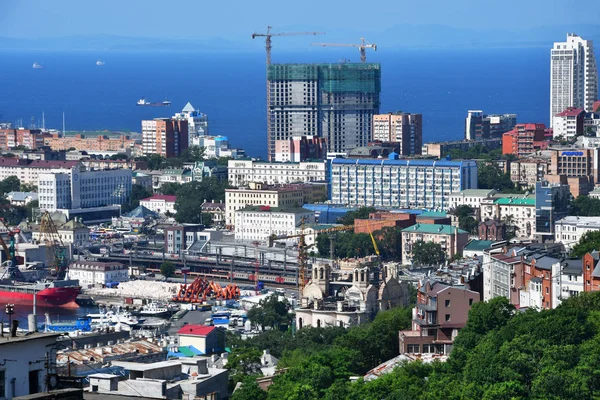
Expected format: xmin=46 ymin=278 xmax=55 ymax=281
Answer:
xmin=445 ymin=314 xmax=451 ymax=321
xmin=469 ymin=298 xmax=474 ymax=306
xmin=407 ymin=344 xmax=420 ymax=353
xmin=445 ymin=299 xmax=450 ymax=307
xmin=0 ymin=370 xmax=5 ymax=398
xmin=546 ymin=287 xmax=549 ymax=294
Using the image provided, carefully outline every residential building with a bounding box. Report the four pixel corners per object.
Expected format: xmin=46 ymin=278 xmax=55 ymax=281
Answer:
xmin=173 ymin=101 xmax=209 ymax=137
xmin=0 ymin=159 xmax=80 ymax=185
xmin=555 ymin=216 xmax=600 ymax=250
xmin=267 ymin=63 xmax=381 ymax=160
xmin=201 ymin=201 xmax=225 ymax=228
xmin=37 ymin=166 xmax=131 ymax=223
xmin=0 ymin=332 xmax=62 ymax=400
xmin=488 ymin=113 xmax=518 ymax=138
xmin=228 ymin=159 xmax=327 ymax=187
xmin=68 ymin=261 xmax=129 ymax=287
xmin=448 ymin=189 xmax=497 ymax=211
xmin=550 ymin=33 xmax=598 ymax=126
xmin=0 ymin=128 xmax=45 ymax=150
xmin=465 ymin=111 xmax=516 ymax=141
xmin=502 ymin=123 xmax=547 ymax=157
xmin=510 ymin=158 xmax=550 ymax=187
xmin=583 ymin=251 xmax=600 ymax=292
xmin=141 ymin=118 xmax=189 ymax=157
xmin=401 ymin=224 xmax=469 ymax=265
xmin=177 ymin=325 xmax=225 ymax=354
xmin=552 ymin=107 xmax=585 ymax=138
xmin=225 ymin=182 xmax=326 ymax=228
xmin=274 ymin=135 xmax=327 ymax=162
xmin=480 ymin=196 xmax=536 ymax=239
xmin=584 ymin=110 xmax=600 ymax=136
xmin=330 ymin=156 xmax=478 ymax=211
xmin=139 ymin=194 xmax=176 ymax=215
xmin=191 ymin=135 xmax=244 ymax=159
xmin=5 ymin=191 xmax=38 ymax=206
xmin=422 ymin=138 xmax=502 ymax=158
xmin=43 ymin=133 xmax=135 ymax=153
xmin=546 ymin=148 xmax=599 ymax=197
xmin=234 ymin=206 xmax=315 ymax=244
xmin=535 ymin=180 xmax=571 ymax=241
xmin=399 ymin=279 xmax=480 ymax=355
xmin=372 ymin=112 xmax=422 ymax=155
xmin=164 ymin=224 xmax=222 ymax=254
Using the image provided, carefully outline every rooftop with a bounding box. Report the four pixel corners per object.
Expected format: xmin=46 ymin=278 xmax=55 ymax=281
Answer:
xmin=557 ymin=216 xmax=600 ymax=226
xmin=494 ymin=197 xmax=535 ymax=206
xmin=332 ymin=158 xmax=476 ymax=168
xmin=0 ymin=332 xmax=62 ymax=346
xmin=555 ymin=107 xmax=585 ymax=117
xmin=112 ymin=359 xmax=181 ymax=372
xmin=450 ymin=189 xmax=496 ymax=197
xmin=401 ymin=223 xmax=467 ymax=235
xmin=237 ymin=206 xmax=312 ymax=214
xmin=141 ymin=194 xmax=177 ymax=202
xmin=464 ymin=240 xmax=497 ymax=252
xmin=177 ymin=324 xmax=216 ymax=336
xmin=417 ymin=211 xmax=448 ymax=218
xmin=5 ymin=191 xmax=38 ymax=201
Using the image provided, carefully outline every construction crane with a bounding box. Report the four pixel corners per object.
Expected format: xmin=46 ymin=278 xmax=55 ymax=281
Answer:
xmin=251 ymin=26 xmax=325 ymax=66
xmin=312 ymin=37 xmax=377 ymax=63
xmin=39 ymin=212 xmax=69 ymax=280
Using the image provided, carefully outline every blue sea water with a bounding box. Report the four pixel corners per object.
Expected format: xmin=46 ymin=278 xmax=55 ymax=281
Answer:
xmin=0 ymin=48 xmax=549 ymax=158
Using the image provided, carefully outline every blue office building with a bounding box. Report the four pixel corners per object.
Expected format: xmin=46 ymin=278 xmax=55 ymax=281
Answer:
xmin=329 ymin=155 xmax=478 ymax=211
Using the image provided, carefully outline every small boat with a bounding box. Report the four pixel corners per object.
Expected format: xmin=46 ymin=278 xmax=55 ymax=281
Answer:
xmin=137 ymin=98 xmax=150 ymax=106
xmin=162 ymin=100 xmax=171 ymax=106
xmin=96 ymin=60 xmax=105 ymax=66
xmin=133 ymin=302 xmax=171 ymax=318
xmin=33 ymin=62 xmax=43 ymax=69
xmin=44 ymin=313 xmax=92 ymax=333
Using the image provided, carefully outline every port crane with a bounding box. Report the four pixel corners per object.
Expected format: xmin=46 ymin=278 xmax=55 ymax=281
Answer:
xmin=251 ymin=26 xmax=325 ymax=66
xmin=312 ymin=38 xmax=377 ymax=63
xmin=39 ymin=212 xmax=69 ymax=280
xmin=0 ymin=220 xmax=23 ymax=280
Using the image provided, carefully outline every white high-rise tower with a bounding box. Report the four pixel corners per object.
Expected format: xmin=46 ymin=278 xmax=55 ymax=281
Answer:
xmin=550 ymin=33 xmax=598 ymax=127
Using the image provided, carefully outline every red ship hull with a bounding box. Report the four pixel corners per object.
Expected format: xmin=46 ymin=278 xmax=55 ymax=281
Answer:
xmin=0 ymin=286 xmax=81 ymax=308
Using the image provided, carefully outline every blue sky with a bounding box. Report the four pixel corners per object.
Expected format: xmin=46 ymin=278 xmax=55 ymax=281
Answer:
xmin=1 ymin=0 xmax=598 ymax=40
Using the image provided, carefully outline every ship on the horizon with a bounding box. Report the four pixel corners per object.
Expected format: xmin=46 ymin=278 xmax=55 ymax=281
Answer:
xmin=137 ymin=98 xmax=171 ymax=107
xmin=33 ymin=62 xmax=43 ymax=69
xmin=96 ymin=60 xmax=105 ymax=66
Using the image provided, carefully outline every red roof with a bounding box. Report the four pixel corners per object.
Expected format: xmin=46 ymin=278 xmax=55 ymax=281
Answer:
xmin=177 ymin=324 xmax=215 ymax=336
xmin=555 ymin=107 xmax=584 ymax=117
xmin=141 ymin=194 xmax=177 ymax=202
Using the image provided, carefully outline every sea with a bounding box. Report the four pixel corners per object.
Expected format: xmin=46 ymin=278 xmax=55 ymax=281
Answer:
xmin=0 ymin=47 xmax=551 ymax=159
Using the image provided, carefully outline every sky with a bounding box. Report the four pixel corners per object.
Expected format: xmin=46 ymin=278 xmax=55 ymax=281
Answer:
xmin=1 ymin=0 xmax=598 ymax=41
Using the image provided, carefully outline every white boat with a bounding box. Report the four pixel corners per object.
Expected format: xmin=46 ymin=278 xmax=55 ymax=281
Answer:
xmin=33 ymin=62 xmax=43 ymax=69
xmin=96 ymin=60 xmax=105 ymax=66
xmin=135 ymin=302 xmax=171 ymax=318
xmin=137 ymin=98 xmax=150 ymax=106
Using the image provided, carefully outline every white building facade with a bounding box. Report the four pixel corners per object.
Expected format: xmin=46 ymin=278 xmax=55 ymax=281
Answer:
xmin=448 ymin=189 xmax=497 ymax=211
xmin=228 ymin=160 xmax=327 ymax=187
xmin=479 ymin=197 xmax=536 ymax=239
xmin=139 ymin=195 xmax=177 ymax=215
xmin=550 ymin=33 xmax=598 ymax=126
xmin=234 ymin=207 xmax=315 ymax=244
xmin=174 ymin=102 xmax=209 ymax=137
xmin=68 ymin=261 xmax=129 ymax=286
xmin=330 ymin=158 xmax=478 ymax=211
xmin=555 ymin=216 xmax=600 ymax=250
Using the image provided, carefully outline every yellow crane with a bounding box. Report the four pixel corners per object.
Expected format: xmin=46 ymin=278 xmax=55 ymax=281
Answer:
xmin=366 ymin=220 xmax=380 ymax=258
xmin=252 ymin=26 xmax=325 ymax=66
xmin=311 ymin=37 xmax=377 ymax=63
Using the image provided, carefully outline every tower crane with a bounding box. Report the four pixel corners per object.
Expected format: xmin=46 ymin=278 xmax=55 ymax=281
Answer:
xmin=39 ymin=212 xmax=69 ymax=280
xmin=312 ymin=38 xmax=377 ymax=63
xmin=251 ymin=26 xmax=325 ymax=66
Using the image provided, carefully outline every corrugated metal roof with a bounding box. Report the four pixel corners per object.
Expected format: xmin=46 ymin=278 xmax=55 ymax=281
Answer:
xmin=57 ymin=340 xmax=164 ymax=365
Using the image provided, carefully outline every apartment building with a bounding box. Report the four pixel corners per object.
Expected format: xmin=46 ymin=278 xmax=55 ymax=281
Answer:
xmin=372 ymin=112 xmax=422 ymax=155
xmin=267 ymin=63 xmax=381 ymax=160
xmin=552 ymin=107 xmax=585 ymax=138
xmin=43 ymin=133 xmax=136 ymax=153
xmin=142 ymin=118 xmax=189 ymax=157
xmin=479 ymin=196 xmax=536 ymax=239
xmin=550 ymin=33 xmax=598 ymax=126
xmin=234 ymin=206 xmax=315 ymax=244
xmin=555 ymin=216 xmax=600 ymax=250
xmin=68 ymin=261 xmax=129 ymax=287
xmin=448 ymin=189 xmax=497 ymax=211
xmin=0 ymin=158 xmax=80 ymax=185
xmin=502 ymin=123 xmax=547 ymax=157
xmin=465 ymin=110 xmax=516 ymax=140
xmin=330 ymin=157 xmax=478 ymax=211
xmin=510 ymin=158 xmax=550 ymax=187
xmin=274 ymin=135 xmax=327 ymax=162
xmin=227 ymin=159 xmax=327 ymax=187
xmin=545 ymin=148 xmax=599 ymax=197
xmin=0 ymin=128 xmax=45 ymax=150
xmin=401 ymin=223 xmax=469 ymax=265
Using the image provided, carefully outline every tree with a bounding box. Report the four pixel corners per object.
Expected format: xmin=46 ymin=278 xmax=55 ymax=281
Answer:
xmin=122 ymin=184 xmax=152 ymax=213
xmin=180 ymin=145 xmax=206 ymax=163
xmin=451 ymin=205 xmax=478 ymax=234
xmin=503 ymin=214 xmax=519 ymax=240
xmin=375 ymin=227 xmax=402 ymax=261
xmin=411 ymin=240 xmax=445 ymax=266
xmin=159 ymin=182 xmax=182 ymax=196
xmin=174 ymin=178 xmax=230 ymax=225
xmin=571 ymin=231 xmax=600 ymax=258
xmin=231 ymin=377 xmax=267 ymax=400
xmin=247 ymin=294 xmax=293 ymax=331
xmin=19 ymin=183 xmax=37 ymax=192
xmin=570 ymin=195 xmax=600 ymax=216
xmin=146 ymin=154 xmax=167 ymax=170
xmin=0 ymin=176 xmax=21 ymax=195
xmin=217 ymin=156 xmax=233 ymax=166
xmin=109 ymin=153 xmax=129 ymax=160
xmin=160 ymin=261 xmax=176 ymax=278
xmin=477 ymin=161 xmax=515 ymax=192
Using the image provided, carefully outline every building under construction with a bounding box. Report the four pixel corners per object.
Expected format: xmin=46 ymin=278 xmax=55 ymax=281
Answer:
xmin=267 ymin=63 xmax=381 ymax=160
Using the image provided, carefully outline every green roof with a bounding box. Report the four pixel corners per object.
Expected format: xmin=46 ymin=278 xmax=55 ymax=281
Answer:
xmin=494 ymin=198 xmax=535 ymax=206
xmin=418 ymin=211 xmax=448 ymax=218
xmin=177 ymin=346 xmax=197 ymax=357
xmin=464 ymin=240 xmax=496 ymax=251
xmin=401 ymin=224 xmax=467 ymax=235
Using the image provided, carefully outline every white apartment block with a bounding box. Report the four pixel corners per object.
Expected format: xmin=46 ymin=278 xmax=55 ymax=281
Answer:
xmin=228 ymin=159 xmax=327 ymax=187
xmin=550 ymin=33 xmax=598 ymax=126
xmin=139 ymin=195 xmax=177 ymax=215
xmin=141 ymin=119 xmax=159 ymax=155
xmin=68 ymin=261 xmax=129 ymax=287
xmin=555 ymin=216 xmax=600 ymax=250
xmin=448 ymin=189 xmax=497 ymax=211
xmin=479 ymin=197 xmax=536 ymax=239
xmin=0 ymin=159 xmax=81 ymax=185
xmin=330 ymin=158 xmax=478 ymax=211
xmin=234 ymin=206 xmax=315 ymax=244
xmin=225 ymin=182 xmax=304 ymax=228
xmin=38 ymin=166 xmax=132 ymax=212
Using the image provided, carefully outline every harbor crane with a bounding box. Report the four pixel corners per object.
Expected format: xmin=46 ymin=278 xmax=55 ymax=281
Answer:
xmin=39 ymin=212 xmax=69 ymax=280
xmin=312 ymin=38 xmax=377 ymax=63
xmin=251 ymin=26 xmax=325 ymax=66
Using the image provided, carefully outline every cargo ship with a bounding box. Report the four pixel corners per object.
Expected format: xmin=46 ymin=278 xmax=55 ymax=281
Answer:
xmin=137 ymin=98 xmax=171 ymax=107
xmin=0 ymin=279 xmax=81 ymax=308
